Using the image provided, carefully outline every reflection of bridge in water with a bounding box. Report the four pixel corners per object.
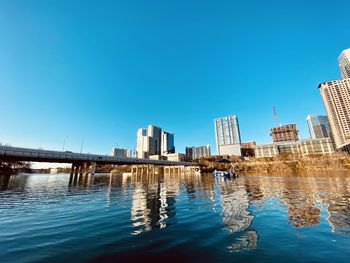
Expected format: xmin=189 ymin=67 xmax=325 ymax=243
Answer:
xmin=67 ymin=165 xmax=199 ymax=187
xmin=131 ymin=165 xmax=199 ymax=176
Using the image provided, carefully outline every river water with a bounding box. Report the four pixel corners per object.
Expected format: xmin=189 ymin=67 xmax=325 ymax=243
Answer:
xmin=0 ymin=172 xmax=350 ymax=262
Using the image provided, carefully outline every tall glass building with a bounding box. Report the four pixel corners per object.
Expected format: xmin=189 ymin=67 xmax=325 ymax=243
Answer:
xmin=306 ymin=114 xmax=331 ymax=139
xmin=161 ymin=131 xmax=175 ymax=155
xmin=214 ymin=115 xmax=241 ymax=156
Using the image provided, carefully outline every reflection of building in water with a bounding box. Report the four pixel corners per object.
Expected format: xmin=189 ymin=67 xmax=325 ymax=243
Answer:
xmin=322 ymin=177 xmax=350 ymax=233
xmin=287 ymin=204 xmax=320 ymax=227
xmin=219 ymin=180 xmax=258 ymax=251
xmin=228 ymin=231 xmax=258 ymax=252
xmin=214 ymin=175 xmax=350 ymax=235
xmin=130 ymin=173 xmax=177 ymax=235
xmin=247 ymin=176 xmax=321 ymax=227
xmin=278 ymin=177 xmax=321 ymax=227
xmin=220 ymin=184 xmax=253 ymax=232
xmin=326 ymin=202 xmax=350 ymax=233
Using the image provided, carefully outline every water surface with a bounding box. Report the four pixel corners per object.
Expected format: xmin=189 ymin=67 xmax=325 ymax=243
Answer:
xmin=1 ymin=172 xmax=350 ymax=262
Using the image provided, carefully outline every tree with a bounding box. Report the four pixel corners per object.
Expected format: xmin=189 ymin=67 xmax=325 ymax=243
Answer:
xmin=0 ymin=160 xmax=32 ymax=175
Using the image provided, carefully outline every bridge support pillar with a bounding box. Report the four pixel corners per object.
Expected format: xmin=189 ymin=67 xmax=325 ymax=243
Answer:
xmin=90 ymin=162 xmax=96 ymax=175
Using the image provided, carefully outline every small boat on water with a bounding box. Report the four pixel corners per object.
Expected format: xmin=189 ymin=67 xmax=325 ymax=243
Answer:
xmin=212 ymin=170 xmax=232 ymax=177
xmin=212 ymin=166 xmax=238 ymax=178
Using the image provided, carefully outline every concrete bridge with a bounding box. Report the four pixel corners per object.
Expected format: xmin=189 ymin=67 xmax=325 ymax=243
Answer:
xmin=0 ymin=146 xmax=199 ymax=176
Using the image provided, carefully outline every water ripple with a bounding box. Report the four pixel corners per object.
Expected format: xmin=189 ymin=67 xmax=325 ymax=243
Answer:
xmin=1 ymin=173 xmax=350 ymax=262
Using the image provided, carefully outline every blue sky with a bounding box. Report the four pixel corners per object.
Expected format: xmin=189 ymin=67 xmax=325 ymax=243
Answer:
xmin=1 ymin=0 xmax=349 ymax=156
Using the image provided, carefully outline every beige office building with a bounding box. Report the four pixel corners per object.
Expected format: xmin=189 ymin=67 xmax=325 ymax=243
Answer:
xmin=318 ymin=79 xmax=350 ymax=151
xmin=255 ymin=138 xmax=334 ymax=158
xmin=338 ymin=48 xmax=350 ymax=79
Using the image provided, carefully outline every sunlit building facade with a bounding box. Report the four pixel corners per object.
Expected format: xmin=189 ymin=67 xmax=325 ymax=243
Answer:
xmin=255 ymin=138 xmax=334 ymax=158
xmin=185 ymin=144 xmax=211 ymax=159
xmin=319 ymin=79 xmax=350 ymax=152
xmin=136 ymin=125 xmax=175 ymax=159
xmin=338 ymin=48 xmax=350 ymax=79
xmin=214 ymin=115 xmax=241 ymax=156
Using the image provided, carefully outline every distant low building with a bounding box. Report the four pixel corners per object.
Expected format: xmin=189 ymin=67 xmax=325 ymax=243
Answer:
xmin=254 ymin=138 xmax=334 ymax=158
xmin=149 ymin=155 xmax=167 ymax=161
xmin=50 ymin=168 xmax=59 ymax=174
xmin=111 ymin=148 xmax=132 ymax=157
xmin=241 ymin=141 xmax=256 ymax=157
xmin=254 ymin=143 xmax=279 ymax=158
xmin=270 ymin=124 xmax=299 ymax=143
xmin=185 ymin=144 xmax=211 ymax=160
xmin=299 ymin=138 xmax=334 ymax=155
xmin=164 ymin=153 xmax=192 ymax=162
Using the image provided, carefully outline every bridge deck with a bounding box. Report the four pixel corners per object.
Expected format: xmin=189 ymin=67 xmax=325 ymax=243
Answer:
xmin=0 ymin=146 xmax=198 ymax=166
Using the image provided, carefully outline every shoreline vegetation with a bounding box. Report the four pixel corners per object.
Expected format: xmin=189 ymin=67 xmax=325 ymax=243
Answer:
xmin=0 ymin=160 xmax=31 ymax=175
xmin=195 ymin=153 xmax=350 ymax=175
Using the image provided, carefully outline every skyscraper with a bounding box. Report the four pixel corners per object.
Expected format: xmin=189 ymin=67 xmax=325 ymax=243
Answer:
xmin=136 ymin=125 xmax=175 ymax=158
xmin=161 ymin=131 xmax=175 ymax=155
xmin=306 ymin=114 xmax=331 ymax=139
xmin=136 ymin=128 xmax=150 ymax=159
xmin=214 ymin=115 xmax=241 ymax=156
xmin=338 ymin=48 xmax=350 ymax=79
xmin=318 ymin=79 xmax=350 ymax=151
xmin=147 ymin=125 xmax=162 ymax=156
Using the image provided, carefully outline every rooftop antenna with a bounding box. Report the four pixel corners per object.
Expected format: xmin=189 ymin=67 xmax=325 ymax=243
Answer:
xmin=80 ymin=135 xmax=85 ymax=154
xmin=273 ymin=106 xmax=278 ymax=127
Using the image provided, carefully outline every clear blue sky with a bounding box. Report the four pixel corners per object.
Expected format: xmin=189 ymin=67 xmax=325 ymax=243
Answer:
xmin=1 ymin=0 xmax=349 ymax=155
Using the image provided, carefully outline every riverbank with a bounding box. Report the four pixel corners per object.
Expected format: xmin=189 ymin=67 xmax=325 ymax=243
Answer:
xmin=195 ymin=153 xmax=350 ymax=174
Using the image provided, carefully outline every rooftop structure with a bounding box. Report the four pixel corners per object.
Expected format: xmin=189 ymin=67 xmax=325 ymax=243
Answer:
xmin=270 ymin=124 xmax=299 ymax=143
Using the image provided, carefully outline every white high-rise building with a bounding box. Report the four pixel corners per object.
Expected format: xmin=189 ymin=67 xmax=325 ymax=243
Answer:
xmin=136 ymin=128 xmax=150 ymax=159
xmin=136 ymin=125 xmax=175 ymax=159
xmin=214 ymin=115 xmax=241 ymax=156
xmin=338 ymin=48 xmax=350 ymax=79
xmin=319 ymin=79 xmax=350 ymax=152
